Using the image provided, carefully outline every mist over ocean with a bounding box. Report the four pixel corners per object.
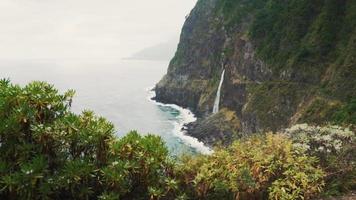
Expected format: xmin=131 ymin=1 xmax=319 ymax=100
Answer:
xmin=0 ymin=0 xmax=206 ymax=154
xmin=0 ymin=59 xmax=210 ymax=154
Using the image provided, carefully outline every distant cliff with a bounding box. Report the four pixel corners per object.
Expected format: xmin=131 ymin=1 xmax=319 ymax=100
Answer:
xmin=155 ymin=0 xmax=356 ymax=146
xmin=126 ymin=39 xmax=177 ymax=61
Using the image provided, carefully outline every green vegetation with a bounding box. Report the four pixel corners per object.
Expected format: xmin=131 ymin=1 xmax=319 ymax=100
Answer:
xmin=300 ymin=97 xmax=343 ymax=125
xmin=216 ymin=0 xmax=266 ymax=29
xmin=246 ymin=82 xmax=310 ymax=131
xmin=0 ymin=80 xmax=178 ymax=199
xmin=1 ymin=0 xmax=354 ymax=199
xmin=332 ymin=98 xmax=356 ymax=124
xmin=218 ymin=0 xmax=354 ymax=73
xmin=215 ymin=0 xmax=356 ymax=126
xmin=177 ymin=133 xmax=325 ymax=200
xmin=286 ymin=124 xmax=356 ymax=196
xmin=0 ymin=80 xmax=354 ymax=199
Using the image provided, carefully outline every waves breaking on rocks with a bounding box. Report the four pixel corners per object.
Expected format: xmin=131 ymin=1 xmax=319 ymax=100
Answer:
xmin=147 ymin=87 xmax=212 ymax=154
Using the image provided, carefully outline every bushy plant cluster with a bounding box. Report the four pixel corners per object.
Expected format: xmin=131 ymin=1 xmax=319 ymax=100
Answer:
xmin=175 ymin=134 xmax=325 ymax=200
xmin=0 ymin=80 xmax=354 ymax=200
xmin=0 ymin=80 xmax=178 ymax=199
xmin=285 ymin=124 xmax=356 ymax=195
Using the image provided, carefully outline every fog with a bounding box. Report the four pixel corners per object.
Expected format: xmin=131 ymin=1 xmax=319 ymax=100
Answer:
xmin=0 ymin=0 xmax=197 ymax=60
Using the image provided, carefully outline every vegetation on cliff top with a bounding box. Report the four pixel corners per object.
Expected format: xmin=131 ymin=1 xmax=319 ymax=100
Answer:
xmin=216 ymin=0 xmax=356 ymax=126
xmin=0 ymin=80 xmax=354 ymax=199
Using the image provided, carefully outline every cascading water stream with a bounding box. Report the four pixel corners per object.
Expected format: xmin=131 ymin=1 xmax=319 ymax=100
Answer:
xmin=212 ymin=69 xmax=225 ymax=114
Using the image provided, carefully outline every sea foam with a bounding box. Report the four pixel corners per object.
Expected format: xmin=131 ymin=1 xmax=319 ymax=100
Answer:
xmin=147 ymin=87 xmax=213 ymax=154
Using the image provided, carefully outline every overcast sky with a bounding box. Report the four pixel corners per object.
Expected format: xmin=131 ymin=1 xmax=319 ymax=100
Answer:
xmin=0 ymin=0 xmax=197 ymax=60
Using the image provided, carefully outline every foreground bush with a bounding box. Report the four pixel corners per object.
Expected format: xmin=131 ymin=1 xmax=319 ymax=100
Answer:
xmin=285 ymin=124 xmax=356 ymax=196
xmin=0 ymin=80 xmax=178 ymax=199
xmin=176 ymin=134 xmax=325 ymax=200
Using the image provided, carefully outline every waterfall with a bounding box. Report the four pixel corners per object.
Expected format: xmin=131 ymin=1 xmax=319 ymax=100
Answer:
xmin=212 ymin=69 xmax=225 ymax=114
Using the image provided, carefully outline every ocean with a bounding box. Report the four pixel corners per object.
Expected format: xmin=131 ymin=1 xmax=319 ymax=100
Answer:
xmin=0 ymin=59 xmax=211 ymax=155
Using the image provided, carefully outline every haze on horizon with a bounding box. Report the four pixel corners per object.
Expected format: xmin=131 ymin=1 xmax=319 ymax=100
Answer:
xmin=0 ymin=0 xmax=197 ymax=61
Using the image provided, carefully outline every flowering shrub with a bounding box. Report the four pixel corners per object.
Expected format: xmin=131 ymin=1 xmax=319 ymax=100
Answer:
xmin=176 ymin=134 xmax=325 ymax=200
xmin=285 ymin=124 xmax=356 ymax=195
xmin=285 ymin=124 xmax=355 ymax=154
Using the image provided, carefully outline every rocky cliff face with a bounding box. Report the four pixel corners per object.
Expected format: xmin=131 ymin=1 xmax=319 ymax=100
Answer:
xmin=155 ymin=0 xmax=226 ymax=117
xmin=155 ymin=0 xmax=356 ymax=146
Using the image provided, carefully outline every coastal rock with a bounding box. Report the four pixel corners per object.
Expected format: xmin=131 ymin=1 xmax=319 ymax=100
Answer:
xmin=186 ymin=108 xmax=241 ymax=147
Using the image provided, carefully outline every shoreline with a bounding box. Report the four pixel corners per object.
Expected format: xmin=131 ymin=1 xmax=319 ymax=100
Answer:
xmin=146 ymin=87 xmax=212 ymax=154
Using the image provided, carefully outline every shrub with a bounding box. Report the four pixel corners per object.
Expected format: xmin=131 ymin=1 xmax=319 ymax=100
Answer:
xmin=284 ymin=124 xmax=356 ymax=196
xmin=0 ymin=80 xmax=178 ymax=199
xmin=102 ymin=131 xmax=179 ymax=200
xmin=176 ymin=134 xmax=325 ymax=200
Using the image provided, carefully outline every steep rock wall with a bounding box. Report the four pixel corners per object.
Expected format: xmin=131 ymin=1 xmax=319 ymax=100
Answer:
xmin=155 ymin=0 xmax=356 ymax=146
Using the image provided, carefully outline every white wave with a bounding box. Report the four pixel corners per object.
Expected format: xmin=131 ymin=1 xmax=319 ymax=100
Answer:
xmin=147 ymin=87 xmax=213 ymax=154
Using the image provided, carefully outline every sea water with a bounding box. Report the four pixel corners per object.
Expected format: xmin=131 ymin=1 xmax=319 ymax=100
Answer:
xmin=0 ymin=59 xmax=211 ymax=155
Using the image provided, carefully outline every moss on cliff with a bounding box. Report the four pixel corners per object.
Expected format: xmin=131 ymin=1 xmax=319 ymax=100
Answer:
xmin=219 ymin=0 xmax=356 ymax=126
xmin=245 ymin=82 xmax=311 ymax=131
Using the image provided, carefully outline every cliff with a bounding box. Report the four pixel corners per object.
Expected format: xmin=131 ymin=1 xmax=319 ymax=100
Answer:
xmin=155 ymin=0 xmax=356 ymax=146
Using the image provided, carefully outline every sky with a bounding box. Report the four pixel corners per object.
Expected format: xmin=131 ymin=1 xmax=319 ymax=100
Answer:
xmin=0 ymin=0 xmax=197 ymax=60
